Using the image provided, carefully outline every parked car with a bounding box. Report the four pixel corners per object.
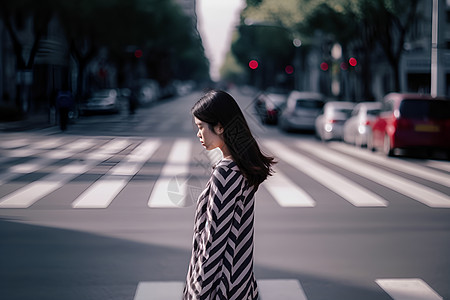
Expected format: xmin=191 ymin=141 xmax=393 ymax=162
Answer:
xmin=315 ymin=101 xmax=355 ymax=141
xmin=79 ymin=89 xmax=121 ymax=114
xmin=278 ymin=91 xmax=325 ymax=132
xmin=370 ymin=93 xmax=450 ymax=156
xmin=343 ymin=102 xmax=382 ymax=147
xmin=137 ymin=79 xmax=160 ymax=106
xmin=254 ymin=87 xmax=289 ymax=124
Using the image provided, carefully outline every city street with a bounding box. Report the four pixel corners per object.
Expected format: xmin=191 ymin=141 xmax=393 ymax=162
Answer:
xmin=1 ymin=87 xmax=450 ymax=300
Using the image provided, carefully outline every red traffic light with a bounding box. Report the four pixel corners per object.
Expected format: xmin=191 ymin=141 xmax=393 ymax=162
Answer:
xmin=320 ymin=62 xmax=329 ymax=71
xmin=349 ymin=57 xmax=357 ymax=67
xmin=249 ymin=60 xmax=259 ymax=70
xmin=285 ymin=65 xmax=294 ymax=74
xmin=134 ymin=49 xmax=143 ymax=58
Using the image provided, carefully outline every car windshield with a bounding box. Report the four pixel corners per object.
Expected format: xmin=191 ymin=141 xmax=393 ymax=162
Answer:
xmin=367 ymin=109 xmax=381 ymax=116
xmin=335 ymin=108 xmax=353 ymax=117
xmin=400 ymin=99 xmax=450 ymax=119
xmin=93 ymin=90 xmax=116 ymax=97
xmin=296 ymin=99 xmax=324 ymax=109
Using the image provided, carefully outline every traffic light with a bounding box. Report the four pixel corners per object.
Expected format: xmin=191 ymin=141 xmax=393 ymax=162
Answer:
xmin=249 ymin=60 xmax=259 ymax=70
xmin=320 ymin=62 xmax=329 ymax=71
xmin=134 ymin=49 xmax=143 ymax=58
xmin=349 ymin=57 xmax=357 ymax=67
xmin=285 ymin=65 xmax=294 ymax=74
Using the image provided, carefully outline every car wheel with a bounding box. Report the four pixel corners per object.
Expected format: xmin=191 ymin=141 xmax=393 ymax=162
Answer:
xmin=355 ymin=134 xmax=363 ymax=148
xmin=383 ymin=134 xmax=394 ymax=156
xmin=367 ymin=132 xmax=375 ymax=152
xmin=278 ymin=119 xmax=290 ymax=132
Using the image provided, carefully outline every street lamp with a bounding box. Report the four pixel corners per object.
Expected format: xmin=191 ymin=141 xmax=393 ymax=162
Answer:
xmin=293 ymin=38 xmax=302 ymax=90
xmin=331 ymin=43 xmax=342 ymax=96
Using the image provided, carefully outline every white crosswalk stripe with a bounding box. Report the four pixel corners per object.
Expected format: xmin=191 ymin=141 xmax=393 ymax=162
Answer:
xmin=0 ymin=139 xmax=95 ymax=185
xmin=148 ymin=139 xmax=192 ymax=208
xmin=0 ymin=139 xmax=123 ymax=208
xmin=72 ymin=139 xmax=159 ymax=208
xmin=30 ymin=137 xmax=65 ymax=149
xmin=298 ymin=142 xmax=450 ymax=208
xmin=376 ymin=278 xmax=443 ymax=300
xmin=425 ymin=160 xmax=450 ymax=173
xmin=264 ymin=140 xmax=388 ymax=207
xmin=263 ymin=167 xmax=316 ymax=207
xmin=0 ymin=138 xmax=29 ymax=149
xmin=132 ymin=278 xmax=443 ymax=300
xmin=133 ymin=279 xmax=308 ymax=300
xmin=329 ymin=142 xmax=450 ymax=188
xmin=0 ymin=137 xmax=449 ymax=210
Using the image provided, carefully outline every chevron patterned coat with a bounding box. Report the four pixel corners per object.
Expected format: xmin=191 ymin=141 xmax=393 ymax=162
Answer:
xmin=183 ymin=159 xmax=259 ymax=300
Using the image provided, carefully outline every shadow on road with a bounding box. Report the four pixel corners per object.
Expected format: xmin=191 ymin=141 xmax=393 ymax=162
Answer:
xmin=0 ymin=218 xmax=395 ymax=300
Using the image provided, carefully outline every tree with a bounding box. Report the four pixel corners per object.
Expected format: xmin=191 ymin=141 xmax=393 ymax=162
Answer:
xmin=350 ymin=0 xmax=420 ymax=92
xmin=0 ymin=0 xmax=55 ymax=112
xmin=232 ymin=23 xmax=295 ymax=88
xmin=1 ymin=0 xmax=209 ymax=111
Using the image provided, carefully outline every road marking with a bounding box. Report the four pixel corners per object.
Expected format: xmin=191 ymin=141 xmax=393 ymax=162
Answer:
xmin=72 ymin=139 xmax=159 ymax=208
xmin=0 ymin=139 xmax=96 ymax=187
xmin=376 ymin=278 xmax=443 ymax=300
xmin=133 ymin=279 xmax=307 ymax=300
xmin=61 ymin=138 xmax=96 ymax=151
xmin=0 ymin=139 xmax=127 ymax=208
xmin=258 ymin=279 xmax=308 ymax=300
xmin=299 ymin=142 xmax=450 ymax=208
xmin=425 ymin=160 xmax=450 ymax=173
xmin=1 ymin=140 xmax=94 ymax=182
xmin=148 ymin=139 xmax=192 ymax=208
xmin=263 ymin=168 xmax=316 ymax=207
xmin=0 ymin=138 xmax=29 ymax=149
xmin=0 ymin=148 xmax=41 ymax=159
xmin=264 ymin=140 xmax=388 ymax=207
xmin=133 ymin=281 xmax=184 ymax=300
xmin=330 ymin=142 xmax=450 ymax=188
xmin=31 ymin=137 xmax=64 ymax=149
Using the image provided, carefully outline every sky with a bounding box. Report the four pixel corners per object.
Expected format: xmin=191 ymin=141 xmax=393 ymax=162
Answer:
xmin=196 ymin=0 xmax=245 ymax=82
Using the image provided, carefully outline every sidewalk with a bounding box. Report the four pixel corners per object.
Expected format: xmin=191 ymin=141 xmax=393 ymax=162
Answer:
xmin=0 ymin=112 xmax=55 ymax=132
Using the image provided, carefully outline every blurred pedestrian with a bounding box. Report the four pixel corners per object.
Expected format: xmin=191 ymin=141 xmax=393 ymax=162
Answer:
xmin=184 ymin=90 xmax=276 ymax=300
xmin=55 ymin=90 xmax=74 ymax=131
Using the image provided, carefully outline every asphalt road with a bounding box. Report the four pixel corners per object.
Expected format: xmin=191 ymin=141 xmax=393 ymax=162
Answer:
xmin=1 ymin=87 xmax=449 ymax=300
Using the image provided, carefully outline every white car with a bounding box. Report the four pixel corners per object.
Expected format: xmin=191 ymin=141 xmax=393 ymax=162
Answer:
xmin=315 ymin=101 xmax=355 ymax=141
xmin=79 ymin=89 xmax=121 ymax=114
xmin=278 ymin=91 xmax=325 ymax=132
xmin=343 ymin=102 xmax=382 ymax=147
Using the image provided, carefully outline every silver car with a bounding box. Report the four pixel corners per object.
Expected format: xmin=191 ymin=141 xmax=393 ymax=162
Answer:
xmin=315 ymin=101 xmax=355 ymax=141
xmin=79 ymin=89 xmax=121 ymax=114
xmin=278 ymin=91 xmax=325 ymax=132
xmin=343 ymin=102 xmax=382 ymax=147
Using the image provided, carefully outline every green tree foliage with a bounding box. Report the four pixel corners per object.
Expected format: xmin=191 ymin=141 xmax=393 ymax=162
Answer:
xmin=232 ymin=23 xmax=295 ymax=88
xmin=347 ymin=0 xmax=420 ymax=91
xmin=0 ymin=0 xmax=209 ymax=102
xmin=233 ymin=0 xmax=421 ymax=93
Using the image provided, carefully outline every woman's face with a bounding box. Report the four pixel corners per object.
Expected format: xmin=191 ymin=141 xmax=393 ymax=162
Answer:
xmin=194 ymin=117 xmax=224 ymax=151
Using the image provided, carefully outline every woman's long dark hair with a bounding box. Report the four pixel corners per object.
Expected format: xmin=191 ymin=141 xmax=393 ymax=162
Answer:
xmin=192 ymin=90 xmax=275 ymax=187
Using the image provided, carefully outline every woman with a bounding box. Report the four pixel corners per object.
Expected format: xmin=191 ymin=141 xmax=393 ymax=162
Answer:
xmin=183 ymin=90 xmax=275 ymax=300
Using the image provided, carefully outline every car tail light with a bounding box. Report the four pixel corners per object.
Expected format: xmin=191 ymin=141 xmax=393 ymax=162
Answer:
xmin=361 ymin=120 xmax=370 ymax=126
xmin=326 ymin=119 xmax=337 ymax=124
xmin=445 ymin=119 xmax=450 ymax=127
xmin=267 ymin=109 xmax=277 ymax=116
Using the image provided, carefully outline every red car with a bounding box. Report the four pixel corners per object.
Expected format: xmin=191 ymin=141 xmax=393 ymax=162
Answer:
xmin=370 ymin=93 xmax=450 ymax=157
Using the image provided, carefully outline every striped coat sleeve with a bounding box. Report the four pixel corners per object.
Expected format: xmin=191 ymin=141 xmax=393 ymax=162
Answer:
xmin=197 ymin=165 xmax=244 ymax=297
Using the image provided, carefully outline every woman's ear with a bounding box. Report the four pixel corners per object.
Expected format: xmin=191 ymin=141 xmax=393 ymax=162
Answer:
xmin=214 ymin=123 xmax=224 ymax=135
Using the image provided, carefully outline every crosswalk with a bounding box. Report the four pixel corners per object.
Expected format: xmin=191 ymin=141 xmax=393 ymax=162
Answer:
xmin=132 ymin=278 xmax=443 ymax=300
xmin=0 ymin=136 xmax=449 ymax=209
